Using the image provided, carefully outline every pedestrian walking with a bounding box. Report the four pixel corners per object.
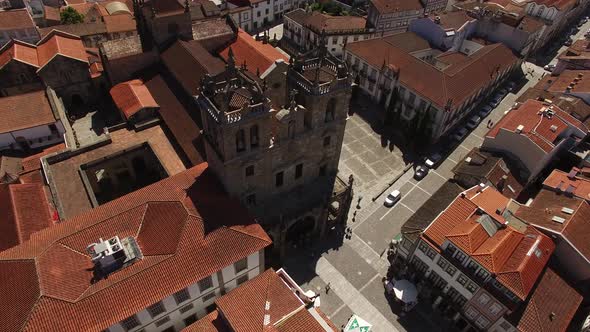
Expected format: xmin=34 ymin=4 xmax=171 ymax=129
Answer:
xmin=325 ymin=283 xmax=331 ymax=294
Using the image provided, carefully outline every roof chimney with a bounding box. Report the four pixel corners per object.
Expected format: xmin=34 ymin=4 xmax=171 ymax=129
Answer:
xmin=477 ymin=183 xmax=485 ymax=192
xmin=515 ymin=124 xmax=524 ymax=134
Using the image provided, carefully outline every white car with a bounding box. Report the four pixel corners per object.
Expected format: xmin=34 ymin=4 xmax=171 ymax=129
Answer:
xmin=384 ymin=190 xmax=401 ymax=207
xmin=544 ymin=64 xmax=556 ymax=72
xmin=453 ymin=127 xmax=468 ymax=141
xmin=466 ymin=115 xmax=482 ymax=129
xmin=425 ymin=153 xmax=442 ymax=168
xmin=479 ymin=105 xmax=493 ymax=118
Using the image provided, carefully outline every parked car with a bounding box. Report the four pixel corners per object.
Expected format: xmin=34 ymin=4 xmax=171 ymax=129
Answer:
xmin=384 ymin=190 xmax=401 ymax=207
xmin=414 ymin=165 xmax=429 ymax=180
xmin=579 ymin=18 xmax=588 ymax=27
xmin=453 ymin=127 xmax=468 ymax=141
xmin=498 ymin=88 xmax=508 ymax=97
xmin=489 ymin=95 xmax=503 ymax=108
xmin=466 ymin=115 xmax=482 ymax=129
xmin=479 ymin=105 xmax=493 ymax=118
xmin=425 ymin=153 xmax=442 ymax=168
xmin=544 ymin=64 xmax=556 ymax=71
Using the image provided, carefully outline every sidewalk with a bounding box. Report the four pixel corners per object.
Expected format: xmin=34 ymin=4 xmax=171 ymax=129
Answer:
xmin=316 ymin=257 xmax=399 ymax=332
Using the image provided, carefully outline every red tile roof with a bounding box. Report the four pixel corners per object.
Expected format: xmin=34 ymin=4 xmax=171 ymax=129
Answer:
xmin=0 ymin=90 xmax=58 ymax=134
xmin=496 ymin=227 xmax=554 ymax=300
xmin=216 ymin=269 xmax=304 ymax=331
xmin=346 ymin=39 xmax=518 ymax=112
xmin=543 ymin=169 xmax=590 ymax=201
xmin=110 ymin=79 xmax=159 ymax=119
xmin=20 ymin=143 xmax=65 ymax=174
xmin=103 ymin=14 xmax=137 ymax=33
xmin=0 ymin=9 xmax=36 ymax=30
xmin=423 ymin=185 xmax=555 ymax=300
xmin=0 ymin=164 xmax=271 ymax=331
xmin=516 ymin=268 xmax=581 ymax=332
xmin=0 ymin=183 xmax=54 ymax=252
xmin=543 ymin=70 xmax=590 ymax=94
xmin=36 ymin=30 xmax=88 ymax=70
xmin=0 ymin=40 xmax=39 ymax=69
xmin=220 ymin=29 xmax=288 ymax=76
xmin=530 ymin=0 xmax=576 ymax=10
xmin=186 ymin=269 xmax=337 ymax=332
xmin=370 ymin=0 xmax=423 ymax=14
xmin=145 ymin=75 xmax=206 ymax=165
xmin=486 ymin=99 xmax=588 ymax=153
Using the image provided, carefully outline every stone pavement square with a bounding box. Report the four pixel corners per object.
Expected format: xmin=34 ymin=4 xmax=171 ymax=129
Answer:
xmin=435 ymin=158 xmax=457 ymax=179
xmin=448 ymin=146 xmax=470 ymax=165
xmin=356 ymin=204 xmax=414 ymax=254
xmin=324 ymin=243 xmax=379 ymax=290
xmin=282 ymin=261 xmax=345 ymax=315
xmin=340 ymin=114 xmax=410 ymax=199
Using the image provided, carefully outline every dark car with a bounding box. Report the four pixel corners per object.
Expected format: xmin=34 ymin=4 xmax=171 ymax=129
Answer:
xmin=414 ymin=165 xmax=429 ymax=180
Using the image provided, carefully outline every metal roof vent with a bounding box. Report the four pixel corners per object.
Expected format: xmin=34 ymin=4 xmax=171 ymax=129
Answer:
xmin=567 ymin=169 xmax=578 ymax=179
xmin=561 ymin=207 xmax=574 ymax=214
xmin=552 ymin=216 xmax=566 ymax=224
xmin=550 ymin=125 xmax=558 ymax=132
xmin=465 ymin=156 xmax=472 ymax=163
xmin=515 ymin=124 xmax=524 ymax=134
xmin=86 ymin=236 xmax=142 ymax=278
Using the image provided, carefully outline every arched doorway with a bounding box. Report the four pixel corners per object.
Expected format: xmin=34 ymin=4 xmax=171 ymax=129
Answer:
xmin=286 ymin=216 xmax=316 ymax=246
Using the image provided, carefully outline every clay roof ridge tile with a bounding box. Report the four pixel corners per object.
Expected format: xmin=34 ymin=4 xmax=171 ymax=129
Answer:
xmin=7 ymin=187 xmax=24 ymax=243
xmin=225 ymin=225 xmax=272 ymax=243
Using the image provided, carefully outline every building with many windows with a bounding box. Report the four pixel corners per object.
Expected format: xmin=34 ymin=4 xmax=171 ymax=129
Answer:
xmin=0 ymin=163 xmax=272 ymax=332
xmin=344 ymin=32 xmax=520 ymax=142
xmin=400 ymin=184 xmax=582 ymax=332
xmin=366 ymin=0 xmax=426 ymax=34
xmin=185 ymin=268 xmax=339 ymax=331
xmin=283 ymin=8 xmax=375 ymax=57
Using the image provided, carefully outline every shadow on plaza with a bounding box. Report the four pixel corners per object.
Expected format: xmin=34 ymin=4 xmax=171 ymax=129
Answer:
xmin=348 ymin=94 xmax=419 ymax=166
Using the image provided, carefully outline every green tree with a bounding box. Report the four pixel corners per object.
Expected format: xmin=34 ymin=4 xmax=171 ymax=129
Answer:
xmin=60 ymin=7 xmax=85 ymax=25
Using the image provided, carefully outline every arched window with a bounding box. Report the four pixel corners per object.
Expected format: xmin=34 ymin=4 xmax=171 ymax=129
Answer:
xmin=250 ymin=125 xmax=259 ymax=148
xmin=325 ymin=98 xmax=336 ymax=123
xmin=236 ymin=129 xmax=245 ymax=153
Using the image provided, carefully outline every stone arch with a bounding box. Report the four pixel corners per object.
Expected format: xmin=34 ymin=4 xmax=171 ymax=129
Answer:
xmin=285 ymin=216 xmax=316 ymax=244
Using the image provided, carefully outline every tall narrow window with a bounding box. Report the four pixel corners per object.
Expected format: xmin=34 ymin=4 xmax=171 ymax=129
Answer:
xmin=295 ymin=164 xmax=303 ymax=179
xmin=236 ymin=129 xmax=245 ymax=152
xmin=325 ymin=98 xmax=336 ymax=122
xmin=319 ymin=165 xmax=327 ymax=176
xmin=250 ymin=125 xmax=259 ymax=148
xmin=245 ymin=165 xmax=254 ymax=177
xmin=323 ymin=136 xmax=331 ymax=147
xmin=276 ymin=171 xmax=284 ymax=187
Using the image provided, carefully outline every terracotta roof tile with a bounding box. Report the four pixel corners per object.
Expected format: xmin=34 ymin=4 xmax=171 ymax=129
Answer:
xmin=0 ymin=164 xmax=272 ymax=331
xmin=144 ymin=75 xmax=206 ymax=165
xmin=424 ymin=185 xmax=555 ymax=299
xmin=183 ymin=310 xmax=230 ymax=331
xmin=36 ymin=30 xmax=88 ymax=70
xmin=346 ymin=39 xmax=518 ymax=112
xmin=496 ymin=227 xmax=554 ymax=300
xmin=161 ymin=39 xmax=225 ymax=95
xmin=110 ymin=79 xmax=159 ymax=119
xmin=20 ymin=143 xmax=65 ymax=173
xmin=370 ymin=0 xmax=423 ymax=14
xmin=516 ymin=268 xmax=581 ymax=332
xmin=0 ymin=40 xmax=39 ymax=69
xmin=0 ymin=9 xmax=36 ymax=30
xmin=0 ymin=183 xmax=54 ymax=252
xmin=216 ymin=269 xmax=303 ymax=331
xmin=103 ymin=14 xmax=137 ymax=33
xmin=275 ymin=308 xmax=337 ymax=332
xmin=543 ymin=169 xmax=590 ymax=201
xmin=0 ymin=90 xmax=57 ymax=134
xmin=486 ymin=99 xmax=587 ymax=153
xmin=220 ymin=29 xmax=288 ymax=76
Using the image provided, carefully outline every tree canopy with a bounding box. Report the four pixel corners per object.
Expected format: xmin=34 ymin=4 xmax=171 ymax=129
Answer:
xmin=60 ymin=7 xmax=85 ymax=25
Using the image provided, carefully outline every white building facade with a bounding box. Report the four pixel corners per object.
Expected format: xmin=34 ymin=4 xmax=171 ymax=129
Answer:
xmin=107 ymin=250 xmax=264 ymax=332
